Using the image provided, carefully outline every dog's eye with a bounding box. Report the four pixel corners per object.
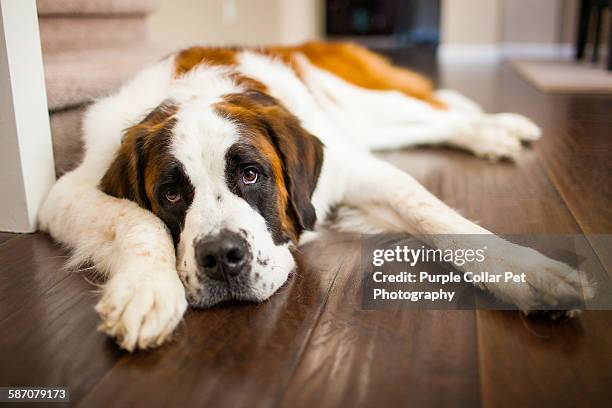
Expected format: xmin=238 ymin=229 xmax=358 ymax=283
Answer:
xmin=242 ymin=167 xmax=259 ymax=185
xmin=164 ymin=187 xmax=181 ymax=204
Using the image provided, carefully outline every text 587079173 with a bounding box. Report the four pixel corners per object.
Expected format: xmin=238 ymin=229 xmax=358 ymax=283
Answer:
xmin=0 ymin=387 xmax=69 ymax=402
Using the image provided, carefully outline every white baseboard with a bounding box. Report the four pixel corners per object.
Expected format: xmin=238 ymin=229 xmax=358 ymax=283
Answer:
xmin=501 ymin=43 xmax=573 ymax=59
xmin=437 ymin=44 xmax=500 ymax=63
xmin=438 ymin=43 xmax=574 ymax=63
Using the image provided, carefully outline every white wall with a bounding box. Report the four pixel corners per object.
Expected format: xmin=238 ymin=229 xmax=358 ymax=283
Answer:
xmin=441 ymin=0 xmax=502 ymax=46
xmin=440 ymin=0 xmax=578 ymax=61
xmin=147 ymin=0 xmax=321 ymax=48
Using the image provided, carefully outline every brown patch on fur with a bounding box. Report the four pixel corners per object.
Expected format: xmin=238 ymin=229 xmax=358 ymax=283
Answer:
xmin=268 ymin=41 xmax=446 ymax=109
xmin=100 ymin=103 xmax=178 ymax=212
xmin=216 ymin=90 xmax=323 ymax=243
xmin=250 ymin=122 xmax=297 ymax=239
xmin=174 ymin=47 xmax=239 ymax=76
xmin=174 ymin=46 xmax=269 ymax=94
xmin=104 ymin=227 xmax=116 ymax=241
xmin=230 ymin=72 xmax=269 ymax=92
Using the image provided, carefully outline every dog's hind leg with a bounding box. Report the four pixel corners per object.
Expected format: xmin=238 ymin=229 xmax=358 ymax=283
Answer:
xmin=333 ymin=153 xmax=593 ymax=313
xmin=435 ymin=89 xmax=542 ymax=144
xmin=300 ymin=57 xmax=540 ymax=159
xmin=38 ymin=169 xmax=187 ymax=351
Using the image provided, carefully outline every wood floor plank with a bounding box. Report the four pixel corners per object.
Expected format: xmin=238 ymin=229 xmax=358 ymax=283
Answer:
xmin=477 ymin=310 xmax=612 ymax=407
xmin=437 ymin=62 xmax=612 ymax=408
xmin=465 ymin=182 xmax=612 ymax=407
xmin=0 ymin=232 xmax=18 ymax=245
xmin=0 ymin=233 xmax=122 ymax=406
xmin=279 ymin=240 xmax=480 ymax=408
xmin=497 ymin=65 xmax=612 ymax=274
xmin=537 ymin=108 xmax=612 ymax=274
xmin=75 ymin=235 xmax=344 ymax=407
xmin=0 ymin=234 xmax=71 ymax=321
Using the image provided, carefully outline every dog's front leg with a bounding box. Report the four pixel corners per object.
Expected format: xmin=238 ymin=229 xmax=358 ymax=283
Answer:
xmin=39 ymin=172 xmax=187 ymax=351
xmin=336 ymin=154 xmax=593 ymax=313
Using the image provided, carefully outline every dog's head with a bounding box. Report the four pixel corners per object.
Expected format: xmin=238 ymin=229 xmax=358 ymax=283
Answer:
xmin=100 ymin=79 xmax=323 ymax=307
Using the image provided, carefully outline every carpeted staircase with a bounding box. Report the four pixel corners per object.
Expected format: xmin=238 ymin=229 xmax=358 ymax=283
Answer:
xmin=38 ymin=0 xmax=173 ymax=175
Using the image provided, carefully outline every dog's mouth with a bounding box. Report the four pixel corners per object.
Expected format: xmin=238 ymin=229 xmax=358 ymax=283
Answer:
xmin=185 ymin=268 xmax=296 ymax=309
xmin=186 ymin=280 xmax=252 ymax=308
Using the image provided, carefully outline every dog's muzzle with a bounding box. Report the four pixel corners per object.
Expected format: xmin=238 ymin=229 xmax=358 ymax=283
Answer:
xmin=194 ymin=229 xmax=252 ymax=282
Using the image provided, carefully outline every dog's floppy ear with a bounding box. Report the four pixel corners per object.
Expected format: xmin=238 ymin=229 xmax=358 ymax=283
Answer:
xmin=99 ymin=103 xmax=177 ymax=210
xmin=259 ymin=104 xmax=324 ymax=233
xmin=100 ymin=129 xmax=152 ymax=210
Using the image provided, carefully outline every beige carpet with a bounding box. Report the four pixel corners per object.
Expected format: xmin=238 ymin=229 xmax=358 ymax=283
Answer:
xmin=43 ymin=45 xmax=172 ymax=111
xmin=40 ymin=17 xmax=148 ymax=54
xmin=37 ymin=0 xmax=158 ymax=15
xmin=511 ymin=60 xmax=612 ymax=94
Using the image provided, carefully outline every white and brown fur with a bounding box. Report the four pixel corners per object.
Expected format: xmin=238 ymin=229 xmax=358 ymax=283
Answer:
xmin=38 ymin=42 xmax=593 ymax=351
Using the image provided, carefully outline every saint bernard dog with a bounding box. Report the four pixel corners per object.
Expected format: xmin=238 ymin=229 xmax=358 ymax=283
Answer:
xmin=38 ymin=42 xmax=593 ymax=351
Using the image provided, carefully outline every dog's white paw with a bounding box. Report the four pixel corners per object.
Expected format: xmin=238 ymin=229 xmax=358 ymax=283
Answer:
xmin=483 ymin=247 xmax=595 ymax=316
xmin=450 ymin=112 xmax=541 ymax=160
xmin=451 ymin=123 xmax=523 ymax=160
xmin=483 ymin=113 xmax=542 ymax=142
xmin=96 ymin=272 xmax=187 ymax=351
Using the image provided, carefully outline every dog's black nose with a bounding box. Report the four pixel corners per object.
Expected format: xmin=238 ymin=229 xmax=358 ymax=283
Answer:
xmin=195 ymin=229 xmax=249 ymax=281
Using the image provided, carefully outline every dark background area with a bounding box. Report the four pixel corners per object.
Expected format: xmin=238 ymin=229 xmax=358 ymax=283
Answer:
xmin=325 ymin=0 xmax=441 ymax=47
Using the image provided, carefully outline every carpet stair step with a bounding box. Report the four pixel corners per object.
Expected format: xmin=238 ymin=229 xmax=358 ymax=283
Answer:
xmin=39 ymin=16 xmax=149 ymax=54
xmin=43 ymin=45 xmax=171 ymax=111
xmin=37 ymin=0 xmax=159 ymax=17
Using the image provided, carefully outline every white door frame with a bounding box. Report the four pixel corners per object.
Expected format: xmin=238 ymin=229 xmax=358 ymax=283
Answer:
xmin=0 ymin=0 xmax=55 ymax=232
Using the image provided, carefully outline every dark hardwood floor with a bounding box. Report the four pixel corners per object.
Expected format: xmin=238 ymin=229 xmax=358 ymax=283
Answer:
xmin=0 ymin=232 xmax=17 ymax=245
xmin=0 ymin=55 xmax=610 ymax=407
